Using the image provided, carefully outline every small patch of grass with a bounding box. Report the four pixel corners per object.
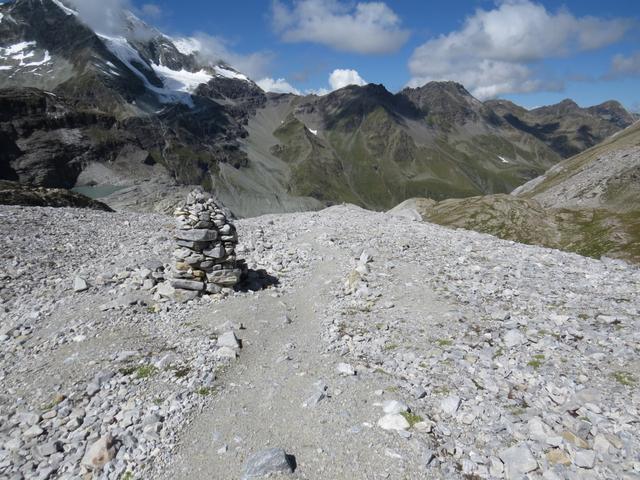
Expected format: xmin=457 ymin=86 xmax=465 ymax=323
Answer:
xmin=400 ymin=411 xmax=423 ymax=428
xmin=152 ymin=397 xmax=163 ymax=405
xmin=612 ymin=371 xmax=636 ymax=386
xmin=492 ymin=347 xmax=504 ymax=360
xmin=435 ymin=339 xmax=453 ymax=347
xmin=527 ymin=359 xmax=542 ymax=369
xmin=195 ymin=387 xmax=215 ymax=396
xmin=527 ymin=353 xmax=545 ymax=369
xmin=172 ymin=366 xmax=191 ymax=378
xmin=375 ymin=323 xmax=384 ymax=330
xmin=121 ymin=472 xmax=134 ymax=480
xmin=135 ymin=365 xmax=158 ymax=379
xmin=383 ymin=343 xmax=398 ymax=351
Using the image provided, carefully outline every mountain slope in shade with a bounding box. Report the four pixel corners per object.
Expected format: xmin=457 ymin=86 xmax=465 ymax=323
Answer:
xmin=0 ymin=0 xmax=635 ymax=218
xmin=486 ymin=98 xmax=636 ymax=158
xmin=392 ymin=121 xmax=640 ymax=263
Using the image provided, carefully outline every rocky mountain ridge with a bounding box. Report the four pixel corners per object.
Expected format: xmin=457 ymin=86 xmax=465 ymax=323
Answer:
xmin=391 ymin=121 xmax=640 ymax=263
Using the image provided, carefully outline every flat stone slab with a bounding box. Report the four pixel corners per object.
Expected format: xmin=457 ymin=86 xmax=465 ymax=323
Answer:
xmin=170 ymin=279 xmax=204 ymax=291
xmin=174 ymin=229 xmax=218 ymax=242
xmin=242 ymin=448 xmax=294 ymax=479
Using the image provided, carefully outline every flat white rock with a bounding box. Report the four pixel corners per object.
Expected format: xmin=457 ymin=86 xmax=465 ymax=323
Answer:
xmin=377 ymin=413 xmax=410 ymax=431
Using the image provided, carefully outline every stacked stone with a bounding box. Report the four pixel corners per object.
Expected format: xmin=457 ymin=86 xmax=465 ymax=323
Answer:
xmin=170 ymin=191 xmax=243 ymax=294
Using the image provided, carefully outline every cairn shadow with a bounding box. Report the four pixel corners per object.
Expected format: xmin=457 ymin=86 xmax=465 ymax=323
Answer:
xmin=234 ymin=268 xmax=279 ymax=293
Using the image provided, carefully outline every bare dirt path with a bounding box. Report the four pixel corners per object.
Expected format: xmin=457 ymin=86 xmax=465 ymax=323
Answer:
xmin=163 ymin=231 xmax=453 ymax=480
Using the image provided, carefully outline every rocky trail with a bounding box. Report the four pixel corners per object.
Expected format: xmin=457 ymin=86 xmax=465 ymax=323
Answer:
xmin=1 ymin=204 xmax=639 ymax=480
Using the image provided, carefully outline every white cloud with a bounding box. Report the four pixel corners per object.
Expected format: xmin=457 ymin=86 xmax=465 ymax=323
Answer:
xmin=189 ymin=33 xmax=273 ymax=80
xmin=329 ymin=69 xmax=367 ymax=90
xmin=256 ymin=68 xmax=368 ymax=97
xmin=610 ymin=51 xmax=640 ymax=77
xmin=272 ymin=0 xmax=409 ymax=54
xmin=141 ymin=3 xmax=162 ymax=19
xmin=67 ymin=0 xmax=132 ymax=35
xmin=408 ymin=0 xmax=632 ymax=99
xmin=257 ymin=77 xmax=301 ymax=95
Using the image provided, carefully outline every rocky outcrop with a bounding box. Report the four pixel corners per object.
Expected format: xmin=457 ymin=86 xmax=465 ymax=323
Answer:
xmin=0 ymin=180 xmax=112 ymax=211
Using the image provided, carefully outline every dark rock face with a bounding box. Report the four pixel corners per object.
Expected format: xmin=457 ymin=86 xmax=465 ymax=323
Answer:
xmin=0 ymin=0 xmax=258 ymax=193
xmin=0 ymin=180 xmax=113 ymax=210
xmin=485 ymin=98 xmax=635 ymax=158
xmin=399 ymin=81 xmax=502 ymax=127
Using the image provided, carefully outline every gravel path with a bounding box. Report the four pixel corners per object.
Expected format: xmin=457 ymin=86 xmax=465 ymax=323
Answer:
xmin=1 ymin=204 xmax=639 ymax=480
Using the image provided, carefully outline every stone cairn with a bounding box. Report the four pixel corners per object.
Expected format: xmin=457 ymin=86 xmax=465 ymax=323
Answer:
xmin=170 ymin=190 xmax=244 ymax=295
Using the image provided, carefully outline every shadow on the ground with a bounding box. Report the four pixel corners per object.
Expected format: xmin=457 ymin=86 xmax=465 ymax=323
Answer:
xmin=234 ymin=268 xmax=279 ymax=292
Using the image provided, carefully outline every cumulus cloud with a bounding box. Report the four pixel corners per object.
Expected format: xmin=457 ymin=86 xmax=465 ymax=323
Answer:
xmin=272 ymin=0 xmax=409 ymax=54
xmin=257 ymin=77 xmax=301 ymax=95
xmin=408 ymin=0 xmax=632 ymax=99
xmin=329 ymin=69 xmax=367 ymax=90
xmin=256 ymin=68 xmax=368 ymax=97
xmin=609 ymin=51 xmax=640 ymax=77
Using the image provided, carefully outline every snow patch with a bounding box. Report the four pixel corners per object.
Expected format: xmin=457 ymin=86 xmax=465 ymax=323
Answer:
xmin=0 ymin=65 xmax=12 ymax=70
xmin=3 ymin=41 xmax=36 ymax=56
xmin=99 ymin=34 xmax=196 ymax=107
xmin=23 ymin=50 xmax=51 ymax=67
xmin=308 ymin=128 xmax=318 ymax=136
xmin=152 ymin=64 xmax=212 ymax=93
xmin=51 ymin=0 xmax=78 ymax=16
xmin=214 ymin=65 xmax=248 ymax=82
xmin=0 ymin=13 xmax=4 ymax=23
xmin=498 ymin=156 xmax=509 ymax=164
xmin=172 ymin=37 xmax=201 ymax=56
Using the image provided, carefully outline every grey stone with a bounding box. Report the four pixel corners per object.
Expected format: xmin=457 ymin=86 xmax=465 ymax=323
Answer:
xmin=382 ymin=400 xmax=408 ymax=415
xmin=170 ymin=279 xmax=204 ymax=291
xmin=499 ymin=444 xmax=538 ymax=479
xmin=504 ymin=329 xmax=525 ymax=347
xmin=242 ymin=448 xmax=294 ymax=479
xmin=217 ymin=331 xmax=240 ymax=349
xmin=81 ymin=435 xmax=116 ymax=471
xmin=36 ymin=441 xmax=61 ymax=457
xmin=336 ymin=362 xmax=356 ymax=376
xmin=73 ymin=276 xmax=88 ymax=292
xmin=440 ymin=395 xmax=461 ymax=415
xmin=203 ymin=244 xmax=225 ymax=259
xmin=574 ymin=450 xmax=595 ymax=469
xmin=174 ymin=229 xmax=218 ymax=242
xmin=377 ymin=414 xmax=410 ymax=431
xmin=303 ymin=390 xmax=326 ymax=408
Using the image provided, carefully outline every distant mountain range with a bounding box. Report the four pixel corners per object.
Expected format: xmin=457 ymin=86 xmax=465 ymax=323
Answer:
xmin=393 ymin=120 xmax=640 ymax=263
xmin=0 ymin=0 xmax=636 ymax=217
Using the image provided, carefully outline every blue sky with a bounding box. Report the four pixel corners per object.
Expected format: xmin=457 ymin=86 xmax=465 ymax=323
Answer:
xmin=128 ymin=1 xmax=639 ymax=110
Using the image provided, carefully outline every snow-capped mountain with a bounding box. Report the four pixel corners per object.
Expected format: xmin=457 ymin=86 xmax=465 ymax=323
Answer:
xmin=0 ymin=0 xmax=256 ymax=109
xmin=0 ymin=0 xmax=267 ymax=203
